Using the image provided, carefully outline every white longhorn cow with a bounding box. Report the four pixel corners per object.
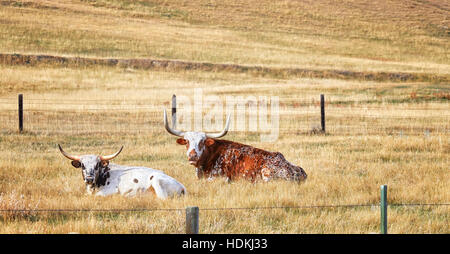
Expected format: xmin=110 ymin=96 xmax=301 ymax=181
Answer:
xmin=58 ymin=144 xmax=186 ymax=199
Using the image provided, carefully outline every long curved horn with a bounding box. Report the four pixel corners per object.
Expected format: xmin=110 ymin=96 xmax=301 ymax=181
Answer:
xmin=99 ymin=146 xmax=123 ymax=161
xmin=205 ymin=114 xmax=231 ymax=139
xmin=58 ymin=144 xmax=81 ymax=161
xmin=163 ymin=109 xmax=184 ymax=137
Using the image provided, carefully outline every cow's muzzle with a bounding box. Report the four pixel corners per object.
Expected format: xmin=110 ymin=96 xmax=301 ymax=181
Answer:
xmin=188 ymin=158 xmax=198 ymax=165
xmin=188 ymin=151 xmax=199 ymax=165
xmin=188 ymin=156 xmax=200 ymax=167
xmin=85 ymin=177 xmax=95 ymax=184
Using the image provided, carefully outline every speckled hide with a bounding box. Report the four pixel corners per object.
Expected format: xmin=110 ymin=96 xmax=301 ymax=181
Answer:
xmin=93 ymin=164 xmax=187 ymax=199
xmin=196 ymin=139 xmax=307 ymax=182
xmin=58 ymin=145 xmax=186 ymax=199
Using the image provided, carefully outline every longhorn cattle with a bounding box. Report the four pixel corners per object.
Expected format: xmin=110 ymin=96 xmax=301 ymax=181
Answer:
xmin=163 ymin=110 xmax=307 ymax=183
xmin=58 ymin=144 xmax=186 ymax=199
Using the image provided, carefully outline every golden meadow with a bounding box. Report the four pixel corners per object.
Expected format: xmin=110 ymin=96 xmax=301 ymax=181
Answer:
xmin=0 ymin=0 xmax=448 ymax=233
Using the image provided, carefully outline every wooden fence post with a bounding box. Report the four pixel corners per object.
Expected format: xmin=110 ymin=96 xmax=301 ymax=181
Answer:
xmin=186 ymin=206 xmax=199 ymax=234
xmin=172 ymin=94 xmax=176 ymax=129
xmin=380 ymin=185 xmax=388 ymax=234
xmin=320 ymin=94 xmax=325 ymax=133
xmin=18 ymin=94 xmax=23 ymax=133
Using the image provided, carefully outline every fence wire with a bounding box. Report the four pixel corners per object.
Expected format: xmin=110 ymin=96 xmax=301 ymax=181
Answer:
xmin=0 ymin=99 xmax=449 ymax=136
xmin=0 ymin=203 xmax=449 ymax=213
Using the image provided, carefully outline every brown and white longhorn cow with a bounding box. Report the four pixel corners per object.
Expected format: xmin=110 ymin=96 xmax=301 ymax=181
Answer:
xmin=163 ymin=110 xmax=307 ymax=183
xmin=58 ymin=144 xmax=186 ymax=199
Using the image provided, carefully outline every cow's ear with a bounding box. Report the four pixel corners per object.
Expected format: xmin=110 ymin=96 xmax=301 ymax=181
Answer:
xmin=71 ymin=160 xmax=81 ymax=168
xmin=176 ymin=138 xmax=187 ymax=145
xmin=101 ymin=160 xmax=109 ymax=167
xmin=205 ymin=138 xmax=215 ymax=147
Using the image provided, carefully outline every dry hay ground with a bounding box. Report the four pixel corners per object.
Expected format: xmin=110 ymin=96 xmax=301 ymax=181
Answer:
xmin=0 ymin=65 xmax=448 ymax=234
xmin=0 ymin=0 xmax=448 ymax=233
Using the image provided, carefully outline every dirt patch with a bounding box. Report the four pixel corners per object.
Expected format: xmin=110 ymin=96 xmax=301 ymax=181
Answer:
xmin=0 ymin=53 xmax=447 ymax=83
xmin=0 ymin=0 xmax=59 ymax=10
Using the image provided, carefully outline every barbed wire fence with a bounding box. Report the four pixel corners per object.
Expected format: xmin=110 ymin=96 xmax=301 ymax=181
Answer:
xmin=1 ymin=203 xmax=449 ymax=213
xmin=0 ymin=94 xmax=449 ymax=233
xmin=1 ymin=94 xmax=449 ymax=136
xmin=1 ymin=197 xmax=449 ymax=234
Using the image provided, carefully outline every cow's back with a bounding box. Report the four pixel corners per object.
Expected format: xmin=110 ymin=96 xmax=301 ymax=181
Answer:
xmin=206 ymin=140 xmax=307 ymax=182
xmin=98 ymin=164 xmax=185 ymax=198
xmin=260 ymin=152 xmax=307 ymax=182
xmin=209 ymin=141 xmax=277 ymax=181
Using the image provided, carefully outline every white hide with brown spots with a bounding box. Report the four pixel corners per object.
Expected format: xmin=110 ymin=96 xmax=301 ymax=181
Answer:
xmin=95 ymin=164 xmax=187 ymax=199
xmin=57 ymin=145 xmax=186 ymax=199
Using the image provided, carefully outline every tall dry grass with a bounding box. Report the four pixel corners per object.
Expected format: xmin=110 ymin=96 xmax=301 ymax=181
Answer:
xmin=0 ymin=0 xmax=448 ymax=74
xmin=0 ymin=0 xmax=448 ymax=234
xmin=0 ymin=65 xmax=448 ymax=233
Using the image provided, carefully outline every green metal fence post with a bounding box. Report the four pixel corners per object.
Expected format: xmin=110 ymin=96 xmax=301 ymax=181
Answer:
xmin=380 ymin=185 xmax=388 ymax=234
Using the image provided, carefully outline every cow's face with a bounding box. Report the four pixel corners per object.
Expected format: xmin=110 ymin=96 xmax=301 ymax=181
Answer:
xmin=176 ymin=132 xmax=215 ymax=167
xmin=71 ymin=155 xmax=109 ymax=185
xmin=58 ymin=144 xmax=122 ymax=187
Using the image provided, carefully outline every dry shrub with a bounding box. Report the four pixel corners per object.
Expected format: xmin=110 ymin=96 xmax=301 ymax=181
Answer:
xmin=309 ymin=124 xmax=324 ymax=135
xmin=0 ymin=191 xmax=39 ymax=221
xmin=433 ymin=92 xmax=450 ymax=100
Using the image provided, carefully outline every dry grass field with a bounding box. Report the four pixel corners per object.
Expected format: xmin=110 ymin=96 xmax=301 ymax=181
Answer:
xmin=0 ymin=0 xmax=449 ymax=233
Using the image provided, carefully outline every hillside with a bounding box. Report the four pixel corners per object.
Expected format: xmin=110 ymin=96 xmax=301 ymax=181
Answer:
xmin=0 ymin=0 xmax=449 ymax=74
